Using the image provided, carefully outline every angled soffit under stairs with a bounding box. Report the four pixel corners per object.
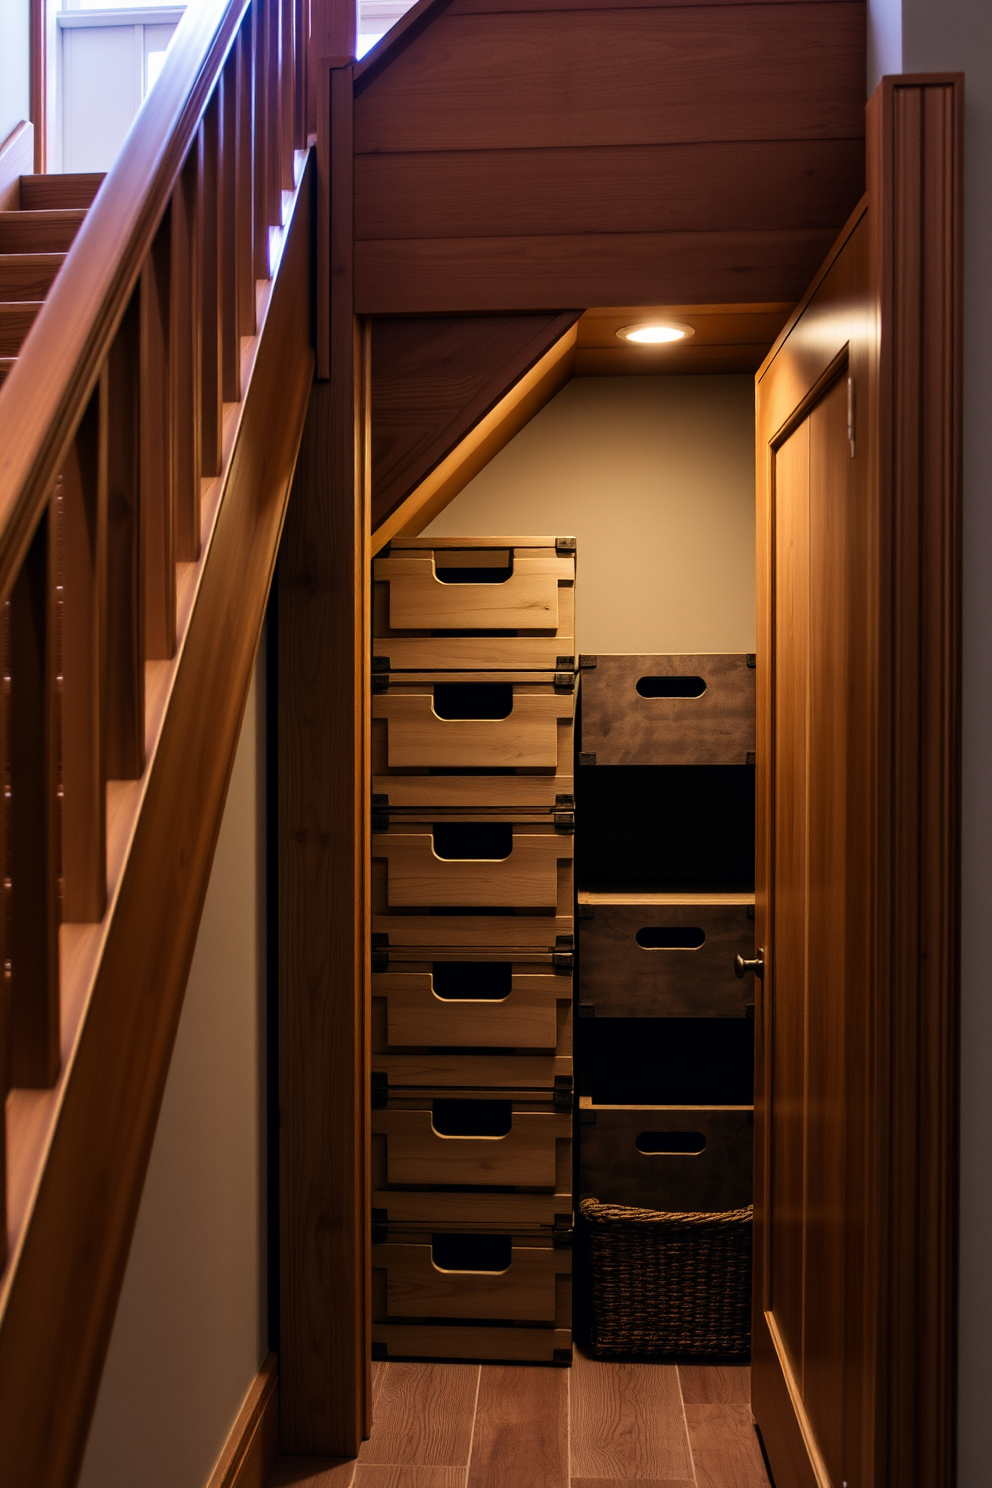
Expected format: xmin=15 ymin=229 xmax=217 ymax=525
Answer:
xmin=369 ymin=300 xmax=797 ymax=552
xmin=370 ymin=312 xmax=580 ymax=547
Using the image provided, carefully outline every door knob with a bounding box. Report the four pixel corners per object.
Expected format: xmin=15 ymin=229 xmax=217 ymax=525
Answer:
xmin=735 ymin=950 xmax=764 ymax=979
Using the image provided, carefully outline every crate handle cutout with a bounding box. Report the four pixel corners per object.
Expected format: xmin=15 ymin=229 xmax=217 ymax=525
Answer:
xmin=432 ymin=822 xmax=513 ymax=860
xmin=432 ymin=682 xmax=514 ymax=720
xmin=432 ymin=1099 xmax=513 ymax=1137
xmin=430 ymin=1233 xmax=512 ymax=1273
xmin=635 ymin=926 xmax=706 ymax=950
xmin=434 ymin=550 xmax=513 ymax=584
xmin=636 ymin=675 xmax=706 ymax=698
xmin=636 ymin=1131 xmax=707 ymax=1155
xmin=431 ymin=962 xmax=513 ymax=1000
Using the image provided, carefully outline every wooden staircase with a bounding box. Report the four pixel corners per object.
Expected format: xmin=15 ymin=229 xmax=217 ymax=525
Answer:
xmin=0 ymin=0 xmax=318 ymax=1481
xmin=0 ymin=174 xmax=104 ymax=384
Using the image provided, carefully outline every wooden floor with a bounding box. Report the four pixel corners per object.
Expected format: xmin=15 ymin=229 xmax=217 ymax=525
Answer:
xmin=270 ymin=1353 xmax=772 ymax=1488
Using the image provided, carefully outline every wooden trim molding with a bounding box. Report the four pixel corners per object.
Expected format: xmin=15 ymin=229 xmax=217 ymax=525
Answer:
xmin=30 ymin=0 xmax=46 ymax=173
xmin=206 ymin=1355 xmax=279 ymax=1488
xmin=370 ymin=321 xmax=577 ymax=554
xmin=867 ymin=72 xmax=963 ymax=1488
xmin=279 ymin=60 xmax=371 ymax=1458
xmin=0 ymin=122 xmax=33 ymax=212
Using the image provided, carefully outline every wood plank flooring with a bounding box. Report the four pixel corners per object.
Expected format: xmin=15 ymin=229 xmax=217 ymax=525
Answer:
xmin=269 ymin=1355 xmax=771 ymax=1488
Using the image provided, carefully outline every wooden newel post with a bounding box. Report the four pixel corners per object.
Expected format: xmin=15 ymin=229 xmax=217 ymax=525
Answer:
xmin=308 ymin=0 xmax=358 ymax=131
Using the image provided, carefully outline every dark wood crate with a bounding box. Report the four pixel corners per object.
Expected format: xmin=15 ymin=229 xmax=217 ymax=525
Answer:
xmin=579 ymin=653 xmax=755 ymax=766
xmin=578 ymin=1102 xmax=752 ymax=1211
xmin=577 ymin=894 xmax=754 ymax=1017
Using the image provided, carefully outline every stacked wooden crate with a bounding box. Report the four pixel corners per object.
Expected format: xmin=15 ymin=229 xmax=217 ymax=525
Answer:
xmin=575 ymin=654 xmax=756 ymax=1355
xmin=370 ymin=536 xmax=577 ymax=1363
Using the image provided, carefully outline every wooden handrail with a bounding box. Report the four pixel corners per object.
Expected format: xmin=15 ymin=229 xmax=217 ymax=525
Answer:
xmin=0 ymin=0 xmax=316 ymax=1478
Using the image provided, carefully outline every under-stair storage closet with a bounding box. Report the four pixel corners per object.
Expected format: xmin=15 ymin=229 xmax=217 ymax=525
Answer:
xmin=371 ymin=537 xmax=576 ymax=1364
xmin=576 ymin=652 xmax=756 ymax=1358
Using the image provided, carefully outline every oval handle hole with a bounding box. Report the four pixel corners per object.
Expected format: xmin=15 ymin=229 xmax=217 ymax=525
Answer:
xmin=433 ymin=682 xmax=514 ymax=720
xmin=636 ymin=675 xmax=706 ymax=698
xmin=635 ymin=926 xmax=705 ymax=949
xmin=431 ymin=962 xmax=513 ymax=1000
xmin=432 ymin=822 xmax=513 ymax=860
xmin=432 ymin=1099 xmax=513 ymax=1137
xmin=636 ymin=1131 xmax=706 ymax=1154
xmin=435 ymin=550 xmax=513 ymax=584
xmin=431 ymin=1233 xmax=512 ymax=1272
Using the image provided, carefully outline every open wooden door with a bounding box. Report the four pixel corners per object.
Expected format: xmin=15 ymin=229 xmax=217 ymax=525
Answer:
xmin=751 ymin=76 xmax=962 ymax=1488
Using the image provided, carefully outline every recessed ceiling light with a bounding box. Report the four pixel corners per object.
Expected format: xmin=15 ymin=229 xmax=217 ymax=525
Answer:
xmin=616 ymin=321 xmax=695 ymax=345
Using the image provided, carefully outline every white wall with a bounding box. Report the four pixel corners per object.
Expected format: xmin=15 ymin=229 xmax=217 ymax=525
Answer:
xmin=0 ymin=0 xmax=31 ymax=146
xmin=866 ymin=5 xmax=992 ymax=1480
xmin=426 ymin=375 xmax=756 ymax=656
xmin=77 ymin=649 xmax=269 ymax=1488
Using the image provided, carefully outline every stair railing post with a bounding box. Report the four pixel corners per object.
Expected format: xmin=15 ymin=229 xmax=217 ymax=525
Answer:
xmin=8 ymin=495 xmax=60 ymax=1088
xmin=60 ymin=370 xmax=109 ymax=924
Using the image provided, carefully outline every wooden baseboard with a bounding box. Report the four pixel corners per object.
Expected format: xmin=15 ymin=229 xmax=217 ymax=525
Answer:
xmin=206 ymin=1353 xmax=279 ymax=1488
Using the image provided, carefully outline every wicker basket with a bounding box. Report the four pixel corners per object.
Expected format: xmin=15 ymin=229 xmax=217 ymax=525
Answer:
xmin=579 ymin=1197 xmax=752 ymax=1359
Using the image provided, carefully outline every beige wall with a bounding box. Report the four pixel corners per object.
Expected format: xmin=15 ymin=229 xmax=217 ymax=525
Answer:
xmin=77 ymin=647 xmax=269 ymax=1488
xmin=0 ymin=1 xmax=31 ymax=148
xmin=425 ymin=374 xmax=756 ymax=656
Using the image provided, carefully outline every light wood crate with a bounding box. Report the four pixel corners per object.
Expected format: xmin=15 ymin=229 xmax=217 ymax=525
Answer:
xmin=372 ymin=821 xmax=574 ymax=910
xmin=373 ymin=1050 xmax=573 ymax=1094
xmin=374 ymin=772 xmax=574 ymax=813
xmin=373 ymin=1096 xmax=572 ymax=1191
xmin=373 ymin=671 xmax=574 ymax=773
xmin=372 ymin=906 xmax=574 ymax=954
xmin=374 ymin=538 xmax=575 ymax=672
xmin=373 ymin=961 xmax=572 ymax=1051
xmin=579 ymin=1100 xmax=753 ymax=1212
xmin=372 ymin=1322 xmax=571 ymax=1364
xmin=371 ymin=1189 xmax=572 ymax=1233
xmin=577 ymin=893 xmax=754 ymax=1018
xmin=372 ymin=1231 xmax=571 ymax=1326
xmin=579 ymin=653 xmax=755 ymax=766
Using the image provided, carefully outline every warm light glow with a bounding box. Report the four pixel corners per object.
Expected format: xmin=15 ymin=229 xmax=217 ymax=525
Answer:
xmin=616 ymin=322 xmax=695 ymax=345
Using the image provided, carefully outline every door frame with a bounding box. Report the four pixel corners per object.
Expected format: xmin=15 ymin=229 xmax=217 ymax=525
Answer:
xmin=753 ymin=74 xmax=962 ymax=1488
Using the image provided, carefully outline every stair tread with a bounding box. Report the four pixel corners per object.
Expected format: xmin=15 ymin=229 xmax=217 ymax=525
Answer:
xmin=19 ymin=172 xmax=105 ymax=211
xmin=0 ymin=356 xmax=15 ymax=387
xmin=0 ymin=252 xmax=66 ymax=302
xmin=0 ymin=301 xmax=42 ymax=357
xmin=0 ymin=209 xmax=87 ymax=254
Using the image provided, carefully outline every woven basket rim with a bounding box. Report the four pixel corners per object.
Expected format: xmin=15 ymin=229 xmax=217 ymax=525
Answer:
xmin=579 ymin=1198 xmax=753 ymax=1227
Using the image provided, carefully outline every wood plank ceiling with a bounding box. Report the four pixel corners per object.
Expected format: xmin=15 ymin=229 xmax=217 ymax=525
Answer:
xmin=353 ymin=0 xmax=867 ymax=314
xmin=574 ymin=304 xmax=796 ymax=375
